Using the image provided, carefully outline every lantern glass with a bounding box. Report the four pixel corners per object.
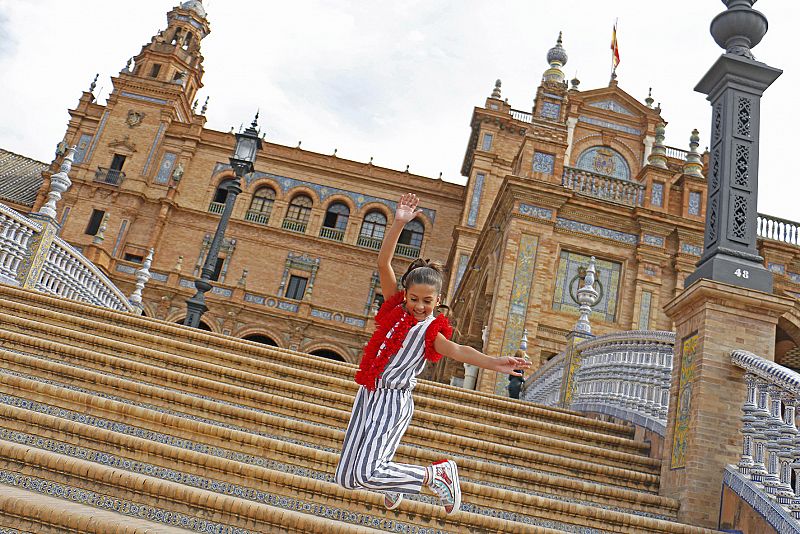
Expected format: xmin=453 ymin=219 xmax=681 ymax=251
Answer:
xmin=234 ymin=135 xmax=258 ymax=163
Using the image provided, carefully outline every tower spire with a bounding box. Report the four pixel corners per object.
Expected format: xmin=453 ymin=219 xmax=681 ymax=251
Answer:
xmin=542 ymin=32 xmax=568 ymax=85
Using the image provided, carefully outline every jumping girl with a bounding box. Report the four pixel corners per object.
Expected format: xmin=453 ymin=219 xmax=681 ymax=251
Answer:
xmin=335 ymin=193 xmax=531 ymax=515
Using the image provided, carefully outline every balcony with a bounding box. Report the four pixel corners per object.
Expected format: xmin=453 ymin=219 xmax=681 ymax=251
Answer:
xmin=245 ymin=210 xmax=270 ymax=225
xmin=562 ymin=167 xmax=645 ymax=207
xmin=319 ymin=226 xmax=344 ymax=242
xmin=94 ymin=167 xmax=126 ymax=186
xmin=395 ymin=243 xmax=420 ymax=259
xmin=357 ymin=235 xmax=382 ymax=251
xmin=757 ymin=213 xmax=800 ymax=246
xmin=282 ymin=219 xmax=307 ymax=233
xmin=208 ymin=202 xmax=225 ymax=214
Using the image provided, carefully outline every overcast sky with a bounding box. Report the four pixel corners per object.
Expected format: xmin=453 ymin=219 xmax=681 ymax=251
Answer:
xmin=0 ymin=1 xmax=797 ymax=221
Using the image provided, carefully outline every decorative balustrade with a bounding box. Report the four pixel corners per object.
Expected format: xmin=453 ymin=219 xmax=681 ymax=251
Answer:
xmin=319 ymin=226 xmax=344 ymax=242
xmin=758 ymin=213 xmax=800 ymax=246
xmin=357 ymin=235 xmax=382 ymax=251
xmin=562 ymin=167 xmax=645 ymax=207
xmin=570 ymin=331 xmax=674 ymax=434
xmin=0 ymin=204 xmax=39 ymax=285
xmin=665 ymin=146 xmax=689 ymax=160
xmin=520 ymin=351 xmax=565 ymax=406
xmin=208 ymin=202 xmax=225 ymax=215
xmin=394 ymin=243 xmax=421 ymax=259
xmin=730 ymin=349 xmax=800 ymax=527
xmin=281 ymin=219 xmax=307 ymax=233
xmin=36 ymin=239 xmax=133 ymax=312
xmin=510 ymin=109 xmax=533 ymax=123
xmin=244 ymin=210 xmax=270 ymax=225
xmin=94 ymin=167 xmax=126 ymax=186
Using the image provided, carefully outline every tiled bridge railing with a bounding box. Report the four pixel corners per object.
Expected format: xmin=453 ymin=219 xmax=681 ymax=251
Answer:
xmin=521 ymin=330 xmax=674 ymax=435
xmin=725 ymin=349 xmax=800 ymax=533
xmin=0 ymin=202 xmax=133 ymax=312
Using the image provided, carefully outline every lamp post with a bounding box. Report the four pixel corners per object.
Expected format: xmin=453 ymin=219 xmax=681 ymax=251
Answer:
xmin=184 ymin=113 xmax=262 ymax=328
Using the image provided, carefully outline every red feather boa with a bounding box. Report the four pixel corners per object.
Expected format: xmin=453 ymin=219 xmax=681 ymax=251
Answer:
xmin=354 ymin=291 xmax=452 ymax=390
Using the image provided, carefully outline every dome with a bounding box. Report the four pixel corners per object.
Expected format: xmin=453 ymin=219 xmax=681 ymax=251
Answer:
xmin=180 ymin=0 xmax=206 ymax=18
xmin=546 ymin=32 xmax=568 ymax=67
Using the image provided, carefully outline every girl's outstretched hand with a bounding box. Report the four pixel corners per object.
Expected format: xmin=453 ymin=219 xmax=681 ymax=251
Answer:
xmin=492 ymin=356 xmax=532 ymax=376
xmin=395 ymin=193 xmax=420 ymax=224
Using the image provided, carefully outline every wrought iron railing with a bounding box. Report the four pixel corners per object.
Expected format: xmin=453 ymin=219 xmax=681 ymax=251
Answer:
xmin=395 ymin=243 xmax=420 ymax=259
xmin=94 ymin=167 xmax=126 ymax=186
xmin=319 ymin=226 xmax=344 ymax=242
xmin=282 ymin=219 xmax=307 ymax=233
xmin=208 ymin=202 xmax=225 ymax=214
xmin=357 ymin=235 xmax=382 ymax=251
xmin=244 ymin=210 xmax=270 ymax=225
xmin=562 ymin=167 xmax=645 ymax=207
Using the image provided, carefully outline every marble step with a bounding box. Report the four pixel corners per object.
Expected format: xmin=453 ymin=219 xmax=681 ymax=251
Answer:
xmin=0 ymin=330 xmax=662 ymax=487
xmin=0 ymin=381 xmax=714 ymax=534
xmin=0 ymin=302 xmax=644 ymax=456
xmin=0 ymin=288 xmax=634 ymax=440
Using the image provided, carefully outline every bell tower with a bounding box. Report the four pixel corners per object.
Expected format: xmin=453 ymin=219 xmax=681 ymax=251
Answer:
xmin=117 ymin=0 xmax=210 ymax=122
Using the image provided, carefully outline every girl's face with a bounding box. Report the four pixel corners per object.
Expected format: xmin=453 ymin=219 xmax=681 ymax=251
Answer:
xmin=405 ymin=284 xmax=440 ymax=320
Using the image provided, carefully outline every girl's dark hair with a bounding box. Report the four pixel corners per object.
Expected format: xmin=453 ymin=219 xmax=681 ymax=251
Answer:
xmin=401 ymin=258 xmax=445 ymax=293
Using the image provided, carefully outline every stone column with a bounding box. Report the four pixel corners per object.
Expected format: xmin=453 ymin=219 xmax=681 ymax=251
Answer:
xmin=661 ymin=280 xmax=791 ymax=527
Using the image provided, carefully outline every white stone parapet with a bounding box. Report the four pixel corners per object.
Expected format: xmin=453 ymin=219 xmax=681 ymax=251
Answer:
xmin=520 ymin=351 xmax=565 ymax=406
xmin=0 ymin=204 xmax=40 ymax=286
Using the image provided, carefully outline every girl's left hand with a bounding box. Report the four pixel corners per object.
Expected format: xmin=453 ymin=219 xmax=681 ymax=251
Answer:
xmin=493 ymin=356 xmax=532 ymax=376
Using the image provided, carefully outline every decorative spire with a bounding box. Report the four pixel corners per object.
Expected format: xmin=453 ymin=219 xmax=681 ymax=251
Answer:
xmin=129 ymin=248 xmax=154 ymax=314
xmin=683 ymin=129 xmax=704 ymax=177
xmin=491 ymin=79 xmax=502 ymax=99
xmin=88 ymin=73 xmax=98 ymax=95
xmin=200 ymin=96 xmax=209 ymax=115
xmin=122 ymin=57 xmax=133 ymax=73
xmin=39 ymin=146 xmax=76 ymax=219
xmin=570 ymin=76 xmax=580 ymax=91
xmin=645 ymin=87 xmax=654 ymax=108
xmin=543 ymin=32 xmax=568 ymax=84
xmin=648 ymin=122 xmax=669 ymax=169
xmin=92 ymin=213 xmax=110 ymax=245
xmin=574 ymin=257 xmax=600 ymax=335
xmin=192 ymin=99 xmax=198 ymax=113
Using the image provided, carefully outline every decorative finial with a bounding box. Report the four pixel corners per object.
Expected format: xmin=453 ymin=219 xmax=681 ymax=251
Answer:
xmin=192 ymin=99 xmax=198 ymax=113
xmin=238 ymin=268 xmax=248 ymax=288
xmin=174 ymin=255 xmax=184 ymax=272
xmin=570 ymin=76 xmax=580 ymax=91
xmin=93 ymin=213 xmax=110 ymax=245
xmin=89 ymin=73 xmax=98 ymax=94
xmin=438 ymin=172 xmax=443 ymax=180
xmin=710 ymin=0 xmax=767 ymax=60
xmin=405 ymin=165 xmax=410 ymax=173
xmin=122 ymin=58 xmax=133 ymax=73
xmin=297 ymin=140 xmax=302 ymax=148
xmin=368 ymin=156 xmax=373 ymax=164
xmin=333 ymin=148 xmax=338 ymax=157
xmin=519 ymin=329 xmax=529 ymax=352
xmin=683 ymin=129 xmax=704 ymax=178
xmin=129 ymin=248 xmax=154 ymax=314
xmin=200 ymin=96 xmax=209 ymax=115
xmin=39 ymin=146 xmax=76 ymax=219
xmin=252 ymin=110 xmax=259 ymax=129
xmin=648 ymin=122 xmax=669 ymax=169
xmin=491 ymin=79 xmax=502 ymax=99
xmin=543 ymin=32 xmax=568 ymax=84
xmin=574 ymin=256 xmax=600 ymax=334
xmin=645 ymin=87 xmax=654 ymax=108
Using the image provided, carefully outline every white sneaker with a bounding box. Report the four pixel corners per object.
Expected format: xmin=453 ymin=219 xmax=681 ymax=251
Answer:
xmin=428 ymin=459 xmax=461 ymax=515
xmin=384 ymin=491 xmax=403 ymax=510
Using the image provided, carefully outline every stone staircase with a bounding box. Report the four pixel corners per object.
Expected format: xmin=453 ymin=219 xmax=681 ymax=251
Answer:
xmin=0 ymin=284 xmax=717 ymax=533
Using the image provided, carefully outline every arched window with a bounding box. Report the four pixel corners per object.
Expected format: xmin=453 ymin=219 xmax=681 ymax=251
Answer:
xmin=210 ymin=179 xmax=235 ymax=213
xmin=397 ymin=219 xmax=424 ymax=257
xmin=243 ymin=333 xmax=278 ymax=347
xmin=575 ymin=146 xmax=631 ymax=180
xmin=320 ymin=202 xmax=349 ymax=241
xmin=358 ymin=211 xmax=387 ymax=250
xmin=246 ymin=187 xmax=275 ymax=225
xmin=283 ymin=194 xmax=312 ymax=232
xmin=310 ymin=348 xmax=346 ymax=362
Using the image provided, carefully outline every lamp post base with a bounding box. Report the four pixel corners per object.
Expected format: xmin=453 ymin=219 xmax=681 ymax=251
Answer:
xmin=184 ymin=278 xmax=212 ymax=328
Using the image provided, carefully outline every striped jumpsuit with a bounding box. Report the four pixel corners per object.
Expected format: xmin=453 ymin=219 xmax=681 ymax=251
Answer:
xmin=335 ymin=314 xmax=436 ymax=495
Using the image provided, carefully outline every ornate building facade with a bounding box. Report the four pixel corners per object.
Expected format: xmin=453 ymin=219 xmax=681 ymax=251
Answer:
xmin=5 ymin=1 xmax=800 ymax=390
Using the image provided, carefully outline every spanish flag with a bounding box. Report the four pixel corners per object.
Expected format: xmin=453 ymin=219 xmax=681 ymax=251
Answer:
xmin=611 ymin=21 xmax=620 ymax=69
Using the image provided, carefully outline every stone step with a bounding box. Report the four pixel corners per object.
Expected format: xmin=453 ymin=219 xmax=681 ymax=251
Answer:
xmin=0 ymin=287 xmax=635 ymax=441
xmin=0 ymin=378 xmax=713 ymax=533
xmin=0 ymin=299 xmax=644 ymax=456
xmin=0 ymin=483 xmax=187 ymax=534
xmin=0 ymin=329 xmax=663 ymax=488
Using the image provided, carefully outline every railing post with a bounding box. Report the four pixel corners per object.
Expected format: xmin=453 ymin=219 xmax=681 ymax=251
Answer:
xmin=777 ymin=394 xmax=796 ymax=503
xmin=738 ymin=373 xmax=757 ymax=474
xmin=762 ymin=385 xmax=784 ymax=494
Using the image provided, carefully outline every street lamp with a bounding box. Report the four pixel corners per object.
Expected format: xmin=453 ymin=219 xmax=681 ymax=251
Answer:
xmin=184 ymin=113 xmax=263 ymax=328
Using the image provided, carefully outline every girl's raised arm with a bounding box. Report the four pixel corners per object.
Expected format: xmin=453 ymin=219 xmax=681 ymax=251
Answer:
xmin=377 ymin=193 xmax=420 ymax=300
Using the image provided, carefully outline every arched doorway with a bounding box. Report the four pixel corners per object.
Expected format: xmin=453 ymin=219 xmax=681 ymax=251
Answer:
xmin=310 ymin=349 xmax=345 ymax=362
xmin=243 ymin=334 xmax=278 ymax=346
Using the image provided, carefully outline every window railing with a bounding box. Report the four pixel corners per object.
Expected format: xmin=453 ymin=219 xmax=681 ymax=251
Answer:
xmin=208 ymin=202 xmax=225 ymax=214
xmin=395 ymin=243 xmax=420 ymax=258
xmin=319 ymin=226 xmax=344 ymax=242
xmin=562 ymin=166 xmax=645 ymax=207
xmin=282 ymin=219 xmax=307 ymax=233
xmin=94 ymin=167 xmax=126 ymax=186
xmin=357 ymin=235 xmax=383 ymax=250
xmin=245 ymin=210 xmax=270 ymax=225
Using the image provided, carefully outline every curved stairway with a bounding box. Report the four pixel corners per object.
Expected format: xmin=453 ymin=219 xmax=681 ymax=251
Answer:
xmin=0 ymin=284 xmax=717 ymax=533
